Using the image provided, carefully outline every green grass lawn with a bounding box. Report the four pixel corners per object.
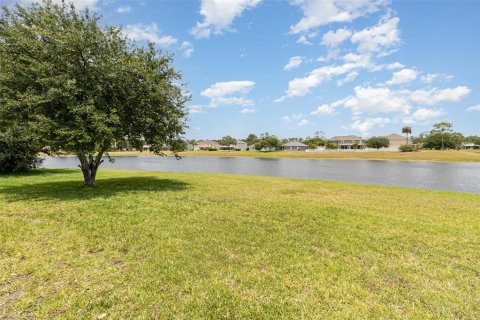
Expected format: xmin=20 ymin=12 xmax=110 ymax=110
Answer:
xmin=108 ymin=149 xmax=480 ymax=162
xmin=1 ymin=169 xmax=479 ymax=319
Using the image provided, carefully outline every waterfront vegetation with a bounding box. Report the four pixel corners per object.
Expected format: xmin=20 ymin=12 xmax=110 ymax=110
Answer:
xmin=1 ymin=169 xmax=479 ymax=318
xmin=106 ymin=149 xmax=480 ymax=162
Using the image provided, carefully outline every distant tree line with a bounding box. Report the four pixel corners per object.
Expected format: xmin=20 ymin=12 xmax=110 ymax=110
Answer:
xmin=184 ymin=122 xmax=478 ymax=153
xmin=413 ymin=122 xmax=476 ymax=150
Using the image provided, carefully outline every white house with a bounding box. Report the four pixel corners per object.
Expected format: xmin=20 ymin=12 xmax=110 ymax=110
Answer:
xmin=236 ymin=140 xmax=248 ymax=151
xmin=282 ymin=141 xmax=307 ymax=151
xmin=329 ymin=135 xmax=364 ymax=149
xmin=194 ymin=140 xmax=220 ymax=151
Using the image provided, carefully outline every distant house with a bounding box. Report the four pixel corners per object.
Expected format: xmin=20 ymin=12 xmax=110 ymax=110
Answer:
xmin=219 ymin=145 xmax=234 ymax=151
xmin=282 ymin=141 xmax=307 ymax=151
xmin=329 ymin=135 xmax=364 ymax=149
xmin=143 ymin=144 xmax=170 ymax=151
xmin=218 ymin=139 xmax=248 ymax=151
xmin=247 ymin=144 xmax=257 ymax=151
xmin=462 ymin=142 xmax=480 ymax=149
xmin=386 ymin=133 xmax=410 ymax=149
xmin=186 ymin=143 xmax=194 ymax=151
xmin=194 ymin=140 xmax=220 ymax=151
xmin=236 ymin=140 xmax=248 ymax=151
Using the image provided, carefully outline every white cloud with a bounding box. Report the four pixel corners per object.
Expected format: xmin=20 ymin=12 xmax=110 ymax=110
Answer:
xmin=290 ymin=0 xmax=385 ymax=34
xmin=284 ymin=56 xmax=305 ymax=71
xmin=116 ymin=5 xmax=131 ymax=13
xmin=420 ymin=73 xmax=438 ymax=84
xmin=201 ymin=81 xmax=255 ymax=107
xmin=338 ymin=85 xmax=470 ymax=117
xmin=343 ymin=117 xmax=390 ymax=134
xmin=191 ymin=0 xmax=261 ymax=38
xmin=403 ymin=108 xmax=446 ymax=124
xmin=122 ymin=23 xmax=177 ymax=47
xmin=181 ymin=41 xmax=194 ymax=58
xmin=351 ymin=16 xmax=400 ymax=55
xmin=292 ymin=113 xmax=305 ymax=120
xmin=310 ymin=104 xmax=338 ymax=115
xmin=386 ymin=68 xmax=418 ymax=85
xmin=321 ymin=28 xmax=352 ymax=48
xmin=420 ymin=73 xmax=453 ymax=84
xmin=341 ymin=52 xmax=378 ymax=70
xmin=386 ymin=62 xmax=404 ymax=70
xmin=408 ymin=86 xmax=471 ymax=105
xmin=277 ymin=63 xmax=357 ymax=100
xmin=467 ymin=104 xmax=480 ymax=112
xmin=189 ymin=105 xmax=204 ymax=114
xmin=283 ymin=114 xmax=309 ymax=126
xmin=317 ymin=85 xmax=469 ymax=126
xmin=297 ymin=35 xmax=313 ymax=45
xmin=278 ymin=53 xmax=378 ymax=100
xmin=298 ymin=119 xmax=310 ymax=126
xmin=343 ymin=86 xmax=412 ymax=116
xmin=241 ymin=108 xmax=256 ymax=113
xmin=337 ymin=71 xmax=359 ymax=86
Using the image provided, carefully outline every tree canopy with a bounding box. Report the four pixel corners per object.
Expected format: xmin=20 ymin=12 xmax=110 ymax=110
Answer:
xmin=0 ymin=1 xmax=189 ymax=186
xmin=414 ymin=122 xmax=464 ymax=150
xmin=402 ymin=126 xmax=412 ymax=144
xmin=365 ymin=136 xmax=390 ymax=149
xmin=219 ymin=135 xmax=236 ymax=146
xmin=0 ymin=125 xmax=43 ymax=172
xmin=255 ymin=133 xmax=282 ymax=151
xmin=245 ymin=134 xmax=259 ymax=146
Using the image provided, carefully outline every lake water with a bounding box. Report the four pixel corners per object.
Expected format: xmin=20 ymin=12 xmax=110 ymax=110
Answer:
xmin=42 ymin=156 xmax=480 ymax=194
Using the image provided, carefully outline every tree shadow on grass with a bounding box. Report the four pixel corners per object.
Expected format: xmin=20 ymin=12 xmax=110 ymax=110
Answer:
xmin=0 ymin=176 xmax=189 ymax=202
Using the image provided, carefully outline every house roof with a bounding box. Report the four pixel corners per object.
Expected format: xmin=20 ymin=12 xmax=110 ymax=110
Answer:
xmin=329 ymin=135 xmax=363 ymax=141
xmin=387 ymin=133 xmax=407 ymax=140
xmin=463 ymin=142 xmax=478 ymax=146
xmin=282 ymin=141 xmax=307 ymax=147
xmin=195 ymin=140 xmax=219 ymax=145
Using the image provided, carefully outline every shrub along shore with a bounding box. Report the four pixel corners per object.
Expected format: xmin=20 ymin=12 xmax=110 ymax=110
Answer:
xmin=1 ymin=169 xmax=479 ymax=318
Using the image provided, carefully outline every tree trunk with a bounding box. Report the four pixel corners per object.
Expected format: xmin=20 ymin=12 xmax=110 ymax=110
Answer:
xmin=78 ymin=153 xmax=104 ymax=187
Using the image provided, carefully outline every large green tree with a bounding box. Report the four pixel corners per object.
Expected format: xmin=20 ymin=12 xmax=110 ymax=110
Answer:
xmin=0 ymin=125 xmax=43 ymax=172
xmin=432 ymin=122 xmax=453 ymax=150
xmin=365 ymin=136 xmax=390 ymax=149
xmin=255 ymin=133 xmax=282 ymax=151
xmin=415 ymin=122 xmax=464 ymax=150
xmin=0 ymin=1 xmax=188 ymax=186
xmin=465 ymin=135 xmax=480 ymax=145
xmin=219 ymin=135 xmax=236 ymax=146
xmin=245 ymin=134 xmax=258 ymax=146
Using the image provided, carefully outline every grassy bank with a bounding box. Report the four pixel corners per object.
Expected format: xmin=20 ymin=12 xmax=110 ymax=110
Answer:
xmin=1 ymin=169 xmax=479 ymax=318
xmin=108 ymin=149 xmax=480 ymax=162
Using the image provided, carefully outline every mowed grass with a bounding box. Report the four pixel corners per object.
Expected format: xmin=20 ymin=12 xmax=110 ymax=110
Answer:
xmin=1 ymin=169 xmax=480 ymax=319
xmin=108 ymin=149 xmax=480 ymax=162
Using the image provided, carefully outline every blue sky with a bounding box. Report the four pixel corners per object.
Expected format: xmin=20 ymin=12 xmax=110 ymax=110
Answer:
xmin=6 ymin=0 xmax=480 ymax=139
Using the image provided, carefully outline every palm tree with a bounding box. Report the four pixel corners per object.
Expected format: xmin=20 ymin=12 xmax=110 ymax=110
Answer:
xmin=402 ymin=126 xmax=412 ymax=144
